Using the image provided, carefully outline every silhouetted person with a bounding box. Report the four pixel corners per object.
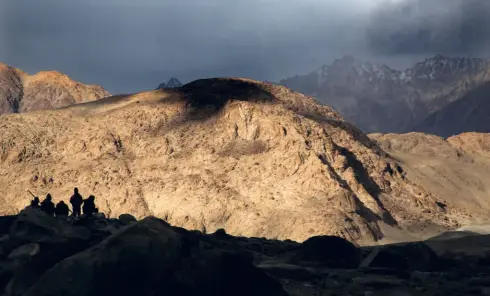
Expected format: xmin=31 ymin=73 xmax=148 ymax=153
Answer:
xmin=30 ymin=196 xmax=40 ymax=209
xmin=55 ymin=201 xmax=70 ymax=217
xmin=70 ymin=187 xmax=83 ymax=217
xmin=82 ymin=195 xmax=98 ymax=217
xmin=40 ymin=194 xmax=55 ymax=216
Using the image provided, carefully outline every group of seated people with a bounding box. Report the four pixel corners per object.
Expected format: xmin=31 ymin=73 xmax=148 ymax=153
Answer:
xmin=30 ymin=187 xmax=99 ymax=218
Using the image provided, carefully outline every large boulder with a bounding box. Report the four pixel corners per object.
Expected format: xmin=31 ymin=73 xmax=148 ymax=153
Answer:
xmin=3 ymin=243 xmax=42 ymax=296
xmin=175 ymin=249 xmax=288 ymax=296
xmin=366 ymin=242 xmax=439 ymax=272
xmin=9 ymin=208 xmax=90 ymax=244
xmin=118 ymin=214 xmax=137 ymax=225
xmin=24 ymin=217 xmax=182 ymax=296
xmin=290 ymin=235 xmax=361 ymax=268
xmin=0 ymin=216 xmax=16 ymax=235
xmin=3 ymin=208 xmax=94 ymax=294
xmin=24 ymin=217 xmax=288 ymax=296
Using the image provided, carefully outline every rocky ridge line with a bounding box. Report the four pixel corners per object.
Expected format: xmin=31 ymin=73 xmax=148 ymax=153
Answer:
xmin=0 ymin=63 xmax=110 ymax=115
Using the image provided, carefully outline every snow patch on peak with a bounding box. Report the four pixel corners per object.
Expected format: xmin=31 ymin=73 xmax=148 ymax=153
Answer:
xmin=409 ymin=55 xmax=489 ymax=81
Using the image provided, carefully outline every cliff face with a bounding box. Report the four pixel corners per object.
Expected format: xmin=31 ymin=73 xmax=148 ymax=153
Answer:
xmin=0 ymin=78 xmax=465 ymax=244
xmin=0 ymin=63 xmax=110 ymax=115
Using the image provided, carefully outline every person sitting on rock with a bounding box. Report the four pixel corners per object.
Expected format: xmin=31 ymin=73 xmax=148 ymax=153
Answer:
xmin=70 ymin=187 xmax=83 ymax=217
xmin=30 ymin=196 xmax=40 ymax=209
xmin=40 ymin=194 xmax=55 ymax=216
xmin=55 ymin=201 xmax=70 ymax=217
xmin=82 ymin=195 xmax=99 ymax=217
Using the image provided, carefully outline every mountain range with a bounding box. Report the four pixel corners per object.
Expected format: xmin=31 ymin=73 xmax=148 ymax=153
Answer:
xmin=280 ymin=54 xmax=490 ymax=135
xmin=2 ymin=61 xmax=490 ymax=245
xmin=0 ymin=63 xmax=110 ymax=115
xmin=2 ymin=76 xmax=490 ymax=246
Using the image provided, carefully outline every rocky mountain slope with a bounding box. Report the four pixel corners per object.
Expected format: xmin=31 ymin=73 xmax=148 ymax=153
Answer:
xmin=369 ymin=132 xmax=490 ymax=224
xmin=280 ymin=55 xmax=490 ymax=133
xmin=0 ymin=63 xmax=110 ymax=115
xmin=0 ymin=78 xmax=469 ymax=245
xmin=413 ymin=82 xmax=490 ymax=137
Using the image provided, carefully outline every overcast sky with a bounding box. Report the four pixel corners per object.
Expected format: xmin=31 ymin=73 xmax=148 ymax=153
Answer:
xmin=1 ymin=0 xmax=489 ymax=93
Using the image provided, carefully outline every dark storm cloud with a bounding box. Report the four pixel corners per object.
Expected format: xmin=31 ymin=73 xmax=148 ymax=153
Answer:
xmin=366 ymin=0 xmax=490 ymax=55
xmin=2 ymin=0 xmax=487 ymax=94
xmin=1 ymin=0 xmax=381 ymax=93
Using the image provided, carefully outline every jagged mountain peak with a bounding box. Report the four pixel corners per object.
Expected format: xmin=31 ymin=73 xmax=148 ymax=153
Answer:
xmin=156 ymin=77 xmax=183 ymax=90
xmin=166 ymin=77 xmax=182 ymax=88
xmin=408 ymin=54 xmax=489 ymax=81
xmin=318 ymin=56 xmax=403 ymax=86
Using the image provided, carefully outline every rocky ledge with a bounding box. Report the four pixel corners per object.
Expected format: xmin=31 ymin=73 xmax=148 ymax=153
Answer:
xmin=0 ymin=208 xmax=489 ymax=296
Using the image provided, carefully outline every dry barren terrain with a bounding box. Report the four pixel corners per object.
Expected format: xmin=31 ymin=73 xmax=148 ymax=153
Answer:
xmin=0 ymin=78 xmax=479 ymax=244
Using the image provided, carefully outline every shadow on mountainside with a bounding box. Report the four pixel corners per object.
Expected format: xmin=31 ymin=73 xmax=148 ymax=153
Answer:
xmin=179 ymin=78 xmax=277 ymax=121
xmin=337 ymin=147 xmax=398 ymax=227
xmin=298 ymin=111 xmax=386 ymax=154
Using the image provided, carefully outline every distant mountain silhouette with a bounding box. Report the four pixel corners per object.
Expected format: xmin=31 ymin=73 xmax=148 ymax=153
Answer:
xmin=413 ymin=82 xmax=490 ymax=137
xmin=0 ymin=63 xmax=110 ymax=115
xmin=156 ymin=78 xmax=183 ymax=89
xmin=280 ymin=54 xmax=490 ymax=134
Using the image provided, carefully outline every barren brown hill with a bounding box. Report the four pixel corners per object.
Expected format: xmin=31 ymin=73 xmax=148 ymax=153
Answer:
xmin=0 ymin=63 xmax=110 ymax=115
xmin=0 ymin=78 xmax=468 ymax=245
xmin=370 ymin=132 xmax=490 ymax=230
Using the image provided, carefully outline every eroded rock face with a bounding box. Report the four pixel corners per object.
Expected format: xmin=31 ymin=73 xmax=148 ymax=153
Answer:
xmin=0 ymin=78 xmax=460 ymax=244
xmin=0 ymin=63 xmax=110 ymax=115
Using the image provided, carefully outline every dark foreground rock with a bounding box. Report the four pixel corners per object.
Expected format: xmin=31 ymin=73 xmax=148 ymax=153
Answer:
xmin=1 ymin=209 xmax=490 ymax=296
xmin=291 ymin=235 xmax=361 ymax=268
xmin=0 ymin=210 xmax=288 ymax=296
xmin=25 ymin=217 xmax=182 ymax=296
xmin=366 ymin=242 xmax=439 ymax=272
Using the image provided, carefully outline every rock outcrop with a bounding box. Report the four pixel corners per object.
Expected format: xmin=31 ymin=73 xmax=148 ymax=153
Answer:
xmin=0 ymin=78 xmax=467 ymax=244
xmin=0 ymin=63 xmax=110 ymax=115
